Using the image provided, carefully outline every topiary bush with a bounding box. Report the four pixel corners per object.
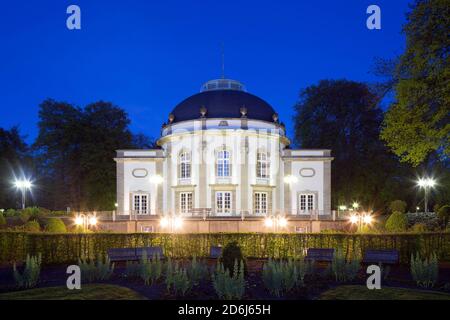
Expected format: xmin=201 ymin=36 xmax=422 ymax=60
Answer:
xmin=44 ymin=217 xmax=67 ymax=233
xmin=24 ymin=220 xmax=41 ymax=232
xmin=5 ymin=209 xmax=17 ymax=217
xmin=385 ymin=211 xmax=408 ymax=232
xmin=389 ymin=200 xmax=407 ymax=214
xmin=220 ymin=241 xmax=246 ymax=276
xmin=437 ymin=205 xmax=450 ymax=229
xmin=18 ymin=210 xmax=31 ymax=224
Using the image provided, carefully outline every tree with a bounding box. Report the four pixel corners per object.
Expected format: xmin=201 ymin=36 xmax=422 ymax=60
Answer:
xmin=0 ymin=127 xmax=31 ymax=208
xmin=34 ymin=99 xmax=154 ymax=210
xmin=293 ymin=79 xmax=409 ymax=211
xmin=380 ymin=0 xmax=450 ymax=166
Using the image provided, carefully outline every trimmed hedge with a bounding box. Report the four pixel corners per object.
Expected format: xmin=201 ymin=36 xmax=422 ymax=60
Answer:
xmin=0 ymin=232 xmax=449 ymax=265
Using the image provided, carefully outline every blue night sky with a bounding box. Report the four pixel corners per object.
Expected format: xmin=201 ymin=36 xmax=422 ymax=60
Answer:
xmin=0 ymin=0 xmax=411 ymax=143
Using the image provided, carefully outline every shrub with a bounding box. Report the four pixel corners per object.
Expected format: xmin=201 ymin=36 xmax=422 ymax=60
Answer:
xmin=410 ymin=252 xmax=438 ymax=288
xmin=262 ymin=258 xmax=310 ymax=296
xmin=389 ymin=200 xmax=407 ymax=214
xmin=13 ymin=254 xmax=41 ymax=288
xmin=437 ymin=205 xmax=450 ymax=229
xmin=221 ymin=241 xmax=245 ymax=276
xmin=212 ymin=260 xmax=245 ymax=300
xmin=18 ymin=210 xmax=31 ymax=224
xmin=5 ymin=209 xmax=17 ymax=217
xmin=165 ymin=261 xmax=191 ymax=296
xmin=406 ymin=212 xmax=439 ymax=231
xmin=385 ymin=211 xmax=408 ymax=232
xmin=125 ymin=261 xmax=141 ymax=278
xmin=44 ymin=218 xmax=67 ymax=233
xmin=331 ymin=249 xmax=360 ymax=282
xmin=24 ymin=220 xmax=41 ymax=232
xmin=0 ymin=213 xmax=6 ymax=226
xmin=410 ymin=223 xmax=427 ymax=233
xmin=78 ymin=254 xmax=115 ymax=282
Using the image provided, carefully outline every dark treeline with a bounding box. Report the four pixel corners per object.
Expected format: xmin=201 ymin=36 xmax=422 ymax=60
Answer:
xmin=0 ymin=100 xmax=155 ymax=211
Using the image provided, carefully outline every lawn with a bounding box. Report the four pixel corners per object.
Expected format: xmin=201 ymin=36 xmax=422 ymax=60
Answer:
xmin=319 ymin=285 xmax=450 ymax=300
xmin=0 ymin=284 xmax=146 ymax=300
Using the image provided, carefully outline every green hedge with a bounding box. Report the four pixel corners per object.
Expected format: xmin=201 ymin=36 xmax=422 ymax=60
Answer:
xmin=0 ymin=232 xmax=449 ymax=265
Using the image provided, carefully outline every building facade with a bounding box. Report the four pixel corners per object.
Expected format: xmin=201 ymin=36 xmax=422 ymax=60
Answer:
xmin=113 ymin=79 xmax=339 ymax=233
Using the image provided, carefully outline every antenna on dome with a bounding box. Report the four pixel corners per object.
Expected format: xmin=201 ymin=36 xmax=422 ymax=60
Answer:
xmin=221 ymin=42 xmax=225 ymax=79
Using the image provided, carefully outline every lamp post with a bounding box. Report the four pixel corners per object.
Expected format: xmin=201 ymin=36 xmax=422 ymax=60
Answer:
xmin=159 ymin=215 xmax=183 ymax=233
xmin=417 ymin=178 xmax=435 ymax=213
xmin=14 ymin=179 xmax=32 ymax=209
xmin=349 ymin=212 xmax=373 ymax=232
xmin=264 ymin=215 xmax=288 ymax=232
xmin=74 ymin=213 xmax=98 ymax=231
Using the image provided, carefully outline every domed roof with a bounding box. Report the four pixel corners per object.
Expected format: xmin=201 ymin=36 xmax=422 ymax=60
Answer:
xmin=169 ymin=79 xmax=277 ymax=124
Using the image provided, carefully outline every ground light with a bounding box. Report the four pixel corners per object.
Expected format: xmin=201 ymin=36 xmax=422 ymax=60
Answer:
xmin=416 ymin=177 xmax=436 ymax=213
xmin=159 ymin=215 xmax=183 ymax=232
xmin=14 ymin=179 xmax=32 ymax=209
xmin=349 ymin=212 xmax=373 ymax=232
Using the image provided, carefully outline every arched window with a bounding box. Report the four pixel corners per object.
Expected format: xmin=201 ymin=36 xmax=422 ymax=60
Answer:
xmin=179 ymin=151 xmax=191 ymax=179
xmin=256 ymin=152 xmax=269 ymax=178
xmin=217 ymin=150 xmax=230 ymax=177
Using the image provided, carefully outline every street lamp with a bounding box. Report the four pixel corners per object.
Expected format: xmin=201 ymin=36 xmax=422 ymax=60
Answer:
xmin=352 ymin=202 xmax=359 ymax=210
xmin=159 ymin=215 xmax=183 ymax=233
xmin=264 ymin=215 xmax=288 ymax=232
xmin=349 ymin=212 xmax=373 ymax=232
xmin=74 ymin=213 xmax=98 ymax=231
xmin=417 ymin=177 xmax=436 ymax=213
xmin=14 ymin=179 xmax=32 ymax=209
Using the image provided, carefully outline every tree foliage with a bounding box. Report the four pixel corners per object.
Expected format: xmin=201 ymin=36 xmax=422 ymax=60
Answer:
xmin=380 ymin=0 xmax=450 ymax=166
xmin=293 ymin=79 xmax=408 ymax=210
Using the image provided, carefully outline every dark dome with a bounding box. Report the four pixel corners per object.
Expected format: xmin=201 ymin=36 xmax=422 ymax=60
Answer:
xmin=169 ymin=80 xmax=277 ymax=123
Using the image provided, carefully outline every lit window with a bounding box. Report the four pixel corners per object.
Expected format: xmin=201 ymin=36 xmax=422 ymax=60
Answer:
xmin=217 ymin=150 xmax=230 ymax=177
xmin=133 ymin=193 xmax=149 ymax=214
xmin=256 ymin=152 xmax=269 ymax=178
xmin=180 ymin=192 xmax=193 ymax=214
xmin=254 ymin=192 xmax=268 ymax=215
xmin=179 ymin=152 xmax=191 ymax=179
xmin=216 ymin=191 xmax=232 ymax=214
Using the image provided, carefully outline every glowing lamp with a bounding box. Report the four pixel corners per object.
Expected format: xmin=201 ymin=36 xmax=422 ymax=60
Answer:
xmin=264 ymin=217 xmax=274 ymax=227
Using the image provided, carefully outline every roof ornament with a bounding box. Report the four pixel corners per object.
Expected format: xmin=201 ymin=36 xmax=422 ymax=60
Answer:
xmin=168 ymin=113 xmax=175 ymax=123
xmin=240 ymin=106 xmax=248 ymax=118
xmin=272 ymin=113 xmax=279 ymax=123
xmin=200 ymin=106 xmax=207 ymax=118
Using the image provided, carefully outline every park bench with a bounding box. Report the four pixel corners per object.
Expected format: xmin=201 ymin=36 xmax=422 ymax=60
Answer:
xmin=107 ymin=246 xmax=164 ymax=262
xmin=363 ymin=249 xmax=399 ymax=265
xmin=210 ymin=246 xmax=222 ymax=259
xmin=305 ymin=248 xmax=334 ymax=262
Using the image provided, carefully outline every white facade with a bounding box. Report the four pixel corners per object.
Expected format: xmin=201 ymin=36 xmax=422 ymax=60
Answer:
xmin=115 ymin=79 xmax=332 ymax=218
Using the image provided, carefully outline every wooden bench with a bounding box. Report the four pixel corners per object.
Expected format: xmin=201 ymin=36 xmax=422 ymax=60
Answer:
xmin=305 ymin=248 xmax=334 ymax=262
xmin=107 ymin=246 xmax=164 ymax=262
xmin=363 ymin=249 xmax=399 ymax=265
xmin=210 ymin=246 xmax=222 ymax=259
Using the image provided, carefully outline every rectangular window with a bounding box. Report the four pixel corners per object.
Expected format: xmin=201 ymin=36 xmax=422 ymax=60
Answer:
xmin=299 ymin=193 xmax=315 ymax=212
xmin=256 ymin=153 xmax=269 ymax=179
xmin=254 ymin=192 xmax=268 ymax=215
xmin=180 ymin=192 xmax=193 ymax=214
xmin=133 ymin=193 xmax=149 ymax=214
xmin=216 ymin=191 xmax=232 ymax=214
xmin=180 ymin=152 xmax=191 ymax=179
xmin=217 ymin=150 xmax=230 ymax=177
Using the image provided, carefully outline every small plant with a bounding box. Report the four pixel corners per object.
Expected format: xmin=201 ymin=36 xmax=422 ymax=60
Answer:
xmin=410 ymin=252 xmax=438 ymax=288
xmin=165 ymin=258 xmax=192 ymax=296
xmin=13 ymin=254 xmax=42 ymax=288
xmin=78 ymin=254 xmax=115 ymax=282
xmin=262 ymin=259 xmax=284 ymax=296
xmin=139 ymin=252 xmax=162 ymax=285
xmin=410 ymin=223 xmax=427 ymax=233
xmin=437 ymin=205 xmax=450 ymax=229
xmin=212 ymin=259 xmax=245 ymax=300
xmin=331 ymin=249 xmax=360 ymax=282
xmin=389 ymin=200 xmax=407 ymax=214
xmin=0 ymin=212 xmax=6 ymax=226
xmin=187 ymin=255 xmax=207 ymax=286
xmin=125 ymin=261 xmax=140 ymax=278
xmin=24 ymin=220 xmax=41 ymax=232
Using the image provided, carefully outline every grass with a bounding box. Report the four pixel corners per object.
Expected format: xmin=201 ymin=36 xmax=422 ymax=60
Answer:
xmin=319 ymin=285 xmax=450 ymax=300
xmin=0 ymin=284 xmax=146 ymax=300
